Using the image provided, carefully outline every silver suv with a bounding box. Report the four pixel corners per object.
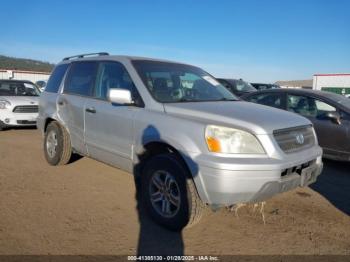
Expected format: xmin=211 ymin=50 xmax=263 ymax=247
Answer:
xmin=38 ymin=53 xmax=323 ymax=230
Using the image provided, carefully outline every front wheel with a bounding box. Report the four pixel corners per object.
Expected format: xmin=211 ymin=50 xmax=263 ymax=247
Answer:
xmin=0 ymin=121 xmax=5 ymax=131
xmin=44 ymin=121 xmax=72 ymax=165
xmin=141 ymin=154 xmax=205 ymax=231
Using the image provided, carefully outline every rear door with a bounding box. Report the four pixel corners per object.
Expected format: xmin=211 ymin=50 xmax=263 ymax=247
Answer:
xmin=57 ymin=61 xmax=98 ymax=155
xmin=84 ymin=61 xmax=141 ymax=172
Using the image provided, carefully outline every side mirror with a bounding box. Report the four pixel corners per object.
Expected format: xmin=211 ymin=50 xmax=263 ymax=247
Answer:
xmin=325 ymin=111 xmax=341 ymax=125
xmin=107 ymin=88 xmax=133 ymax=105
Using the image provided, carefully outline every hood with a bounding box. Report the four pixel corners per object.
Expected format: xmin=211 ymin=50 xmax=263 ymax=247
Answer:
xmin=0 ymin=96 xmax=39 ymax=106
xmin=164 ymin=101 xmax=311 ymax=135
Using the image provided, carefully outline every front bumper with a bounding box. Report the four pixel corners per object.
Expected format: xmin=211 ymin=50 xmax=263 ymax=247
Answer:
xmin=190 ymin=146 xmax=323 ymax=205
xmin=0 ymin=111 xmax=38 ymax=126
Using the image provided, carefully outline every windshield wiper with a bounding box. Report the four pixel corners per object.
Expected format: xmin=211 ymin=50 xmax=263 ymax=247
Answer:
xmin=218 ymin=97 xmax=238 ymax=101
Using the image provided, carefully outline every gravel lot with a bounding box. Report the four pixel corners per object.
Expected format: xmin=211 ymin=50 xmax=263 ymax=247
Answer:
xmin=0 ymin=129 xmax=349 ymax=255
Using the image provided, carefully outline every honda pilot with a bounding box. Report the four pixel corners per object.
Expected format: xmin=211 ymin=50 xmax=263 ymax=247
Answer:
xmin=37 ymin=53 xmax=323 ymax=231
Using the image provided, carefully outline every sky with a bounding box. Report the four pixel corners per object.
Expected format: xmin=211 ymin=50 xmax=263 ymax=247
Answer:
xmin=1 ymin=0 xmax=349 ymax=82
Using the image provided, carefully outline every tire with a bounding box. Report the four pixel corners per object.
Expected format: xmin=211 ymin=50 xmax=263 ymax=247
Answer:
xmin=0 ymin=121 xmax=5 ymax=131
xmin=141 ymin=153 xmax=204 ymax=231
xmin=44 ymin=121 xmax=72 ymax=166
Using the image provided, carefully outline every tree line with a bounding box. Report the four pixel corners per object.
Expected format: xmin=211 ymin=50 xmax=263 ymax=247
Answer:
xmin=0 ymin=55 xmax=55 ymax=72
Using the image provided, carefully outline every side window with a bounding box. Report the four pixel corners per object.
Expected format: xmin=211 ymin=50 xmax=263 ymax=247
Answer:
xmin=287 ymin=95 xmax=337 ymax=118
xmin=314 ymin=99 xmax=336 ymax=117
xmin=248 ymin=93 xmax=282 ymax=109
xmin=94 ymin=62 xmax=137 ymax=100
xmin=287 ymin=94 xmax=316 ymax=117
xmin=45 ymin=64 xmax=69 ymax=93
xmin=64 ymin=62 xmax=97 ymax=96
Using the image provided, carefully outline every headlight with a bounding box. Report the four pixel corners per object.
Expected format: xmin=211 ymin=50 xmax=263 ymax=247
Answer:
xmin=0 ymin=100 xmax=11 ymax=109
xmin=205 ymin=125 xmax=265 ymax=154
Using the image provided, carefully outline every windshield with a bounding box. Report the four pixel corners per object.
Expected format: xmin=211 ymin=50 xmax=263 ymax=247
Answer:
xmin=132 ymin=60 xmax=238 ymax=103
xmin=228 ymin=79 xmax=256 ymax=92
xmin=0 ymin=81 xmax=40 ymax=96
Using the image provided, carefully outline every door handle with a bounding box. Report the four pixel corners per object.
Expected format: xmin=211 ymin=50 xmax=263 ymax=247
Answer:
xmin=58 ymin=100 xmax=65 ymax=106
xmin=86 ymin=107 xmax=96 ymax=114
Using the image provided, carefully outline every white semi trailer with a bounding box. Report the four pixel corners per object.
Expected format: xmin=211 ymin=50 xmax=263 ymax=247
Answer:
xmin=313 ymin=73 xmax=350 ymax=97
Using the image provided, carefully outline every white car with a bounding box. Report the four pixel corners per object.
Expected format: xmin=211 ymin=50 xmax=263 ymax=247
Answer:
xmin=0 ymin=80 xmax=40 ymax=131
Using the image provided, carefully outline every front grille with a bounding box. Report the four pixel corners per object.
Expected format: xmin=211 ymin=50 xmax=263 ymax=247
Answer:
xmin=273 ymin=125 xmax=315 ymax=154
xmin=17 ymin=120 xmax=36 ymax=125
xmin=13 ymin=105 xmax=38 ymax=113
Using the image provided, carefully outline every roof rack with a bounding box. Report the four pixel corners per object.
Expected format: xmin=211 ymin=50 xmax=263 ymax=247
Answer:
xmin=62 ymin=52 xmax=109 ymax=61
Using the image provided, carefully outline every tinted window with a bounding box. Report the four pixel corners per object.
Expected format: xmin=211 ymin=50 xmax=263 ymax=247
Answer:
xmin=95 ymin=62 xmax=137 ymax=100
xmin=64 ymin=62 xmax=97 ymax=96
xmin=247 ymin=93 xmax=282 ymax=109
xmin=45 ymin=64 xmax=69 ymax=93
xmin=315 ymin=99 xmax=336 ymax=117
xmin=227 ymin=79 xmax=256 ymax=92
xmin=287 ymin=94 xmax=336 ymax=118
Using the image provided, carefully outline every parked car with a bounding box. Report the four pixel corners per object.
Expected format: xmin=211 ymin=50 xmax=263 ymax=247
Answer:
xmin=36 ymin=80 xmax=47 ymax=92
xmin=242 ymin=89 xmax=350 ymax=161
xmin=38 ymin=53 xmax=323 ymax=230
xmin=251 ymin=83 xmax=281 ymax=90
xmin=0 ymin=80 xmax=40 ymax=131
xmin=216 ymin=78 xmax=257 ymax=96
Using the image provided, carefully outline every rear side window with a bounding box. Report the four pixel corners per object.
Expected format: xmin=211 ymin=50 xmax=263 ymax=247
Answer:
xmin=287 ymin=95 xmax=337 ymax=118
xmin=64 ymin=62 xmax=97 ymax=96
xmin=45 ymin=64 xmax=69 ymax=93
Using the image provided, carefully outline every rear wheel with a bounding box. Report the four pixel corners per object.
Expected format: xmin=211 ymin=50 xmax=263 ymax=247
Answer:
xmin=141 ymin=153 xmax=204 ymax=231
xmin=44 ymin=121 xmax=72 ymax=165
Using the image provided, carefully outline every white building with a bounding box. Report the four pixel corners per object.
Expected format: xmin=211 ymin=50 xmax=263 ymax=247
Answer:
xmin=275 ymin=80 xmax=313 ymax=89
xmin=313 ymin=73 xmax=350 ymax=96
xmin=0 ymin=69 xmax=51 ymax=83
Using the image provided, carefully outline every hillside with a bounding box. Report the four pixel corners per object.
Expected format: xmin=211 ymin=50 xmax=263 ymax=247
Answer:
xmin=0 ymin=55 xmax=55 ymax=72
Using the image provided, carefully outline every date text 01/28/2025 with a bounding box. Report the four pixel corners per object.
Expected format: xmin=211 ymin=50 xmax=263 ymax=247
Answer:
xmin=127 ymin=255 xmax=219 ymax=261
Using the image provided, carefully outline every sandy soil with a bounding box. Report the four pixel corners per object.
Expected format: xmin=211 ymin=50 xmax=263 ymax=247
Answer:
xmin=0 ymin=129 xmax=349 ymax=255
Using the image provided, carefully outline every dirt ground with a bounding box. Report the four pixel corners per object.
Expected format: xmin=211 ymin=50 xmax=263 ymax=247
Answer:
xmin=0 ymin=129 xmax=349 ymax=256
